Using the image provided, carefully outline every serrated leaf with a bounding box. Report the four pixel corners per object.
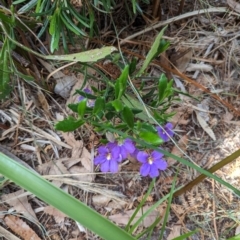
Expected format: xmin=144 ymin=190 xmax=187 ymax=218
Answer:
xmin=122 ymin=106 xmax=134 ymax=129
xmin=111 ymin=99 xmax=123 ymax=112
xmin=55 ymin=117 xmax=84 ymax=132
xmin=78 ymin=99 xmax=87 ymax=118
xmin=138 ymin=25 xmax=168 ymax=76
xmin=93 ymin=97 xmax=105 ymax=115
xmin=45 ymin=46 xmax=117 ymax=62
xmin=139 ymin=131 xmax=163 ymax=145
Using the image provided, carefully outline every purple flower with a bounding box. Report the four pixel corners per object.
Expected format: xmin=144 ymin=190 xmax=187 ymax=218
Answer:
xmin=137 ymin=150 xmax=167 ymax=178
xmin=78 ymin=88 xmax=95 ymax=107
xmin=109 ymin=138 xmax=135 ymax=161
xmin=156 ymin=123 xmax=174 ymax=142
xmin=94 ymin=144 xmax=121 ymax=173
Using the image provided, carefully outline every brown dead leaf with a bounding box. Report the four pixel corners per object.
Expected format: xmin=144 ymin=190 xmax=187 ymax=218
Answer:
xmin=1 ymin=189 xmax=37 ymax=221
xmin=62 ymin=132 xmax=92 ymax=172
xmin=195 ymin=111 xmax=216 ymax=140
xmin=227 ymin=0 xmax=240 ymax=13
xmin=92 ymin=195 xmax=111 ymax=207
xmin=61 ymin=132 xmax=94 ymax=182
xmin=37 ymin=90 xmax=52 ymax=119
xmin=37 ymin=159 xmax=69 ymax=187
xmin=62 ymin=132 xmax=83 ymax=159
xmin=167 ymin=224 xmax=181 ymax=240
xmin=174 ymin=49 xmax=193 ymax=72
xmin=4 ymin=215 xmax=41 ymax=240
xmin=68 ymin=166 xmax=94 ymax=182
xmin=0 ymin=224 xmax=21 ymax=239
xmin=167 ymin=135 xmax=188 ymax=166
xmin=43 ymin=206 xmax=67 ymax=224
xmin=108 ymin=206 xmax=159 ymax=227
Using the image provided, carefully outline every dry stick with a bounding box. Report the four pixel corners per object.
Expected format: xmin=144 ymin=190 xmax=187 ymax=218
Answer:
xmin=120 ymin=7 xmax=228 ymax=45
xmin=121 ymin=48 xmax=240 ymax=117
xmin=173 ymin=148 xmax=240 ymax=197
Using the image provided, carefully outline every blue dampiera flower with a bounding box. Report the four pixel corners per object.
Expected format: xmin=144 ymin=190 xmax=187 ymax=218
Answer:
xmin=94 ymin=144 xmax=121 ymax=173
xmin=78 ymin=88 xmax=95 ymax=107
xmin=137 ymin=150 xmax=167 ymax=178
xmin=156 ymin=123 xmax=174 ymax=142
xmin=108 ymin=138 xmax=135 ymax=161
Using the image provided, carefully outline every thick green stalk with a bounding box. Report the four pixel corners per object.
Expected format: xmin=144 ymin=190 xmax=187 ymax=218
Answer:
xmin=0 ymin=153 xmax=135 ymax=240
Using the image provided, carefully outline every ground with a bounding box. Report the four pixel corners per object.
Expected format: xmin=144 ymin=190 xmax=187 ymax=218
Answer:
xmin=0 ymin=0 xmax=240 ymax=239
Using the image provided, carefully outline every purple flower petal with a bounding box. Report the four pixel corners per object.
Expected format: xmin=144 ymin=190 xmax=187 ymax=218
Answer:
xmin=137 ymin=151 xmax=148 ymax=163
xmin=154 ymin=159 xmax=167 ymax=170
xmin=98 ymin=146 xmax=108 ymax=155
xmin=157 ymin=123 xmax=174 ymax=142
xmin=149 ymin=165 xmax=159 ymax=178
xmin=140 ymin=163 xmax=150 ymax=176
xmin=100 ymin=160 xmax=110 ymax=172
xmin=94 ymin=155 xmax=106 ymax=165
xmin=151 ymin=151 xmax=164 ymax=161
xmin=109 ymin=160 xmax=119 ymax=173
xmin=123 ymin=139 xmax=135 ymax=154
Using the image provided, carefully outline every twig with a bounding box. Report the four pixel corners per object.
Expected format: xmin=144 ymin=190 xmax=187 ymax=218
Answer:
xmin=120 ymin=7 xmax=228 ymax=45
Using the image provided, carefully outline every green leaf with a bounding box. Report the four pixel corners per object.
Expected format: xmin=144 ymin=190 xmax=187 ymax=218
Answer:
xmin=111 ymin=99 xmax=123 ymax=112
xmin=60 ymin=11 xmax=86 ymax=36
xmin=139 ymin=131 xmax=163 ymax=145
xmin=158 ymin=73 xmax=168 ymax=102
xmin=50 ymin=9 xmax=60 ymax=52
xmin=78 ymin=99 xmax=87 ymax=118
xmin=115 ymin=65 xmax=129 ymax=99
xmin=122 ymin=106 xmax=134 ymax=129
xmin=75 ymin=90 xmax=96 ymax=99
xmin=49 ymin=9 xmax=57 ymax=35
xmin=93 ymin=97 xmax=105 ymax=115
xmin=158 ymin=39 xmax=170 ymax=54
xmin=172 ymin=229 xmax=199 ymax=240
xmin=45 ymin=46 xmax=117 ymax=62
xmin=138 ymin=25 xmax=168 ymax=76
xmin=68 ymin=103 xmax=78 ymax=113
xmin=55 ymin=117 xmax=84 ymax=132
xmin=0 ymin=153 xmax=135 ymax=240
xmin=0 ymin=39 xmax=12 ymax=100
xmin=226 ymin=234 xmax=240 ymax=240
xmin=105 ymin=112 xmax=115 ymax=120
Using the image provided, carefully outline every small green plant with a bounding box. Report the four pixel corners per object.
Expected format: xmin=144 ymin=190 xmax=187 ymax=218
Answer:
xmin=56 ymin=27 xmax=176 ymax=178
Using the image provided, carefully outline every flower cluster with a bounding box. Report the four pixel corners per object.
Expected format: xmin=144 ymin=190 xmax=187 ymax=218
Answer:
xmin=94 ymin=123 xmax=174 ymax=178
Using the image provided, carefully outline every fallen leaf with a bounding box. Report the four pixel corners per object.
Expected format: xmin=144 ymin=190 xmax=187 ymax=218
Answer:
xmin=92 ymin=195 xmax=111 ymax=207
xmin=195 ymin=111 xmax=216 ymax=140
xmin=1 ymin=190 xmax=37 ymax=221
xmin=69 ymin=166 xmax=93 ymax=182
xmin=223 ymin=111 xmax=234 ymax=122
xmin=235 ymin=225 xmax=240 ymax=235
xmin=4 ymin=215 xmax=41 ymax=240
xmin=167 ymin=224 xmax=181 ymax=240
xmin=186 ymin=63 xmax=213 ymax=72
xmin=43 ymin=206 xmax=67 ymax=225
xmin=38 ymin=58 xmax=78 ymax=99
xmin=37 ymin=159 xmax=69 ymax=187
xmin=174 ymin=49 xmax=192 ymax=72
xmin=108 ymin=206 xmax=159 ymax=227
xmin=0 ymin=225 xmax=21 ymax=240
xmin=167 ymin=135 xmax=188 ymax=166
xmin=227 ymin=0 xmax=240 ymax=13
xmin=62 ymin=132 xmax=94 ymax=181
xmin=37 ymin=90 xmax=52 ymax=118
